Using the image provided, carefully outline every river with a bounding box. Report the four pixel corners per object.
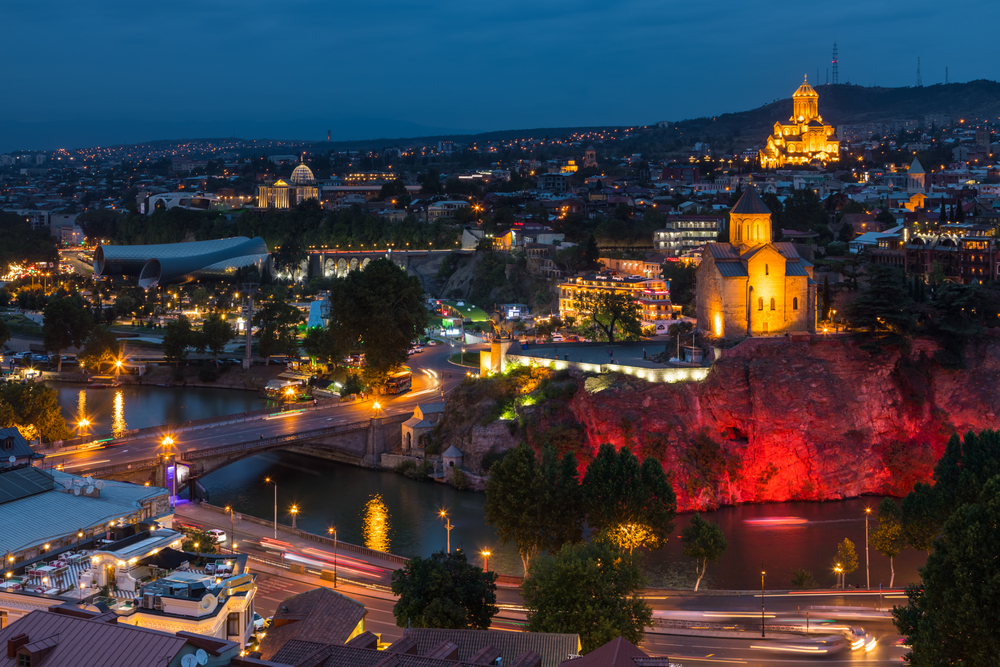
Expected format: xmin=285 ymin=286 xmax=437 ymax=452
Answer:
xmin=53 ymin=383 xmax=928 ymax=590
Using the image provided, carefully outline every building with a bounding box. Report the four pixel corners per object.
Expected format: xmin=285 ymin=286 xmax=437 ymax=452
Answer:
xmin=559 ymin=273 xmax=679 ymax=325
xmin=256 ymin=164 xmax=319 ymax=209
xmin=536 ymin=173 xmax=569 ymax=193
xmin=653 ymin=216 xmax=722 ymax=256
xmin=0 ymin=428 xmax=42 ymax=467
xmin=427 ymin=200 xmax=470 ymax=220
xmin=759 ymin=77 xmax=840 ymax=168
xmin=0 ymin=606 xmax=283 ymax=667
xmin=599 ymin=256 xmax=663 ymax=278
xmin=904 ymin=225 xmax=997 ymax=283
xmin=94 ymin=237 xmax=270 ymax=289
xmin=582 ymin=146 xmax=597 ymax=169
xmin=401 ymin=402 xmax=445 ymax=454
xmin=695 ymin=187 xmax=816 ymax=337
xmin=257 ymin=588 xmax=366 ymax=661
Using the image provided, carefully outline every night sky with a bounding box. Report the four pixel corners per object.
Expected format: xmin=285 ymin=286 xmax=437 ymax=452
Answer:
xmin=1 ymin=0 xmax=993 ymax=150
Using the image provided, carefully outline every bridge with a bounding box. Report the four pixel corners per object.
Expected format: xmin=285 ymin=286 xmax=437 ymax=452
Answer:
xmin=307 ymin=248 xmax=473 ymax=278
xmin=83 ymin=413 xmax=409 ymax=499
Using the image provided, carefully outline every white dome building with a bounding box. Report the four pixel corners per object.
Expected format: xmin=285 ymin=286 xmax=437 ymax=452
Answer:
xmin=290 ymin=163 xmax=315 ymax=184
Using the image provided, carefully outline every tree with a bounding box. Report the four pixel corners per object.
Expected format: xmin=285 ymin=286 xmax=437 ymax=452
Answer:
xmin=901 ymin=482 xmax=939 ymax=552
xmin=180 ymin=527 xmax=219 ymax=554
xmin=870 ymin=498 xmax=906 ymax=587
xmin=391 ymin=550 xmax=498 ymax=630
xmin=791 ymin=569 xmax=816 ymax=589
xmin=581 ymin=444 xmax=677 ymax=553
xmin=576 ymin=290 xmax=642 ymax=343
xmin=42 ymin=294 xmax=92 ymax=371
xmin=821 ymin=275 xmax=832 ymax=321
xmin=163 ymin=316 xmax=194 ymax=366
xmin=78 ymin=326 xmax=121 ymax=372
xmin=484 ymin=444 xmax=584 ymax=573
xmin=522 ymin=541 xmax=651 ymax=654
xmin=844 ymin=264 xmax=914 ymax=343
xmin=0 ymin=317 xmax=10 ymax=351
xmin=834 ymin=538 xmax=859 ymax=588
xmin=0 ymin=382 xmax=69 ymax=442
xmin=328 ymin=259 xmax=427 ymax=384
xmin=681 ymin=514 xmax=728 ymax=591
xmin=199 ymin=312 xmax=234 ymax=364
xmin=893 ymin=476 xmax=1000 ymax=666
xmin=254 ymin=300 xmax=302 ymax=363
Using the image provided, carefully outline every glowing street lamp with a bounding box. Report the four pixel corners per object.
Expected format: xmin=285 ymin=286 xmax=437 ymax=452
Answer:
xmin=372 ymin=401 xmax=381 ymax=417
xmin=439 ymin=510 xmax=454 ymax=553
xmin=328 ymin=526 xmax=338 ymax=587
xmin=264 ymin=477 xmax=277 ymax=538
xmin=865 ymin=507 xmax=872 ymax=589
xmin=481 ymin=549 xmax=491 ymax=571
xmin=290 ymin=504 xmax=299 ymax=530
xmin=834 ymin=563 xmax=843 ymax=589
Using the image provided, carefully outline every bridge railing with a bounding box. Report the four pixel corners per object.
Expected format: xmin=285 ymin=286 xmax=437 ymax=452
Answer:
xmin=182 ymin=420 xmax=373 ymax=461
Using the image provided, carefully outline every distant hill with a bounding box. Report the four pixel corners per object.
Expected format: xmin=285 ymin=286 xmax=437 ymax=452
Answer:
xmin=667 ymin=79 xmax=1000 ymax=145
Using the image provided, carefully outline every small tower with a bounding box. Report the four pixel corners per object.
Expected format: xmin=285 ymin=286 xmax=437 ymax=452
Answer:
xmin=583 ymin=145 xmax=597 ymax=169
xmin=728 ymin=186 xmax=772 ymax=246
xmin=791 ymin=75 xmax=819 ymax=124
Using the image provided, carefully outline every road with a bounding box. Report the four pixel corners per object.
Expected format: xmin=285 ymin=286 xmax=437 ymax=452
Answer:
xmin=44 ymin=341 xmax=479 ymax=477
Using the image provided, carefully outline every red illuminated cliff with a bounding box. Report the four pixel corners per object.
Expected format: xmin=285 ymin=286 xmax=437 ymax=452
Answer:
xmin=516 ymin=336 xmax=1000 ymax=512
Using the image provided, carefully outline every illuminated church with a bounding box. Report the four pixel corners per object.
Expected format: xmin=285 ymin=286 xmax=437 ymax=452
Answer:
xmin=695 ymin=186 xmax=816 ymax=338
xmin=759 ymin=76 xmax=839 ymax=169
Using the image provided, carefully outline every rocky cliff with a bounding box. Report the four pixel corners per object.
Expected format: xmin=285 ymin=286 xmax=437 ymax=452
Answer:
xmin=526 ymin=335 xmax=1000 ymax=512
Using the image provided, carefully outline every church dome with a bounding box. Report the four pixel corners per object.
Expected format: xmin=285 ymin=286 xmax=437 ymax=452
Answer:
xmin=793 ymin=75 xmax=818 ymax=99
xmin=290 ymin=163 xmax=315 ymax=184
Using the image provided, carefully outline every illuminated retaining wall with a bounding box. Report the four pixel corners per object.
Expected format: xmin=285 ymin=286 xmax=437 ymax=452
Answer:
xmin=502 ymin=353 xmax=710 ymax=384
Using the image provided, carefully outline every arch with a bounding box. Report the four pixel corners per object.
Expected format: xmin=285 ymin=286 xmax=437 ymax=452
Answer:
xmin=324 ymin=258 xmax=337 ymax=277
xmin=349 ymin=258 xmax=359 ymax=272
xmin=361 ymin=257 xmax=370 ymax=269
xmin=793 ymin=296 xmax=798 ymax=310
xmin=405 ymin=432 xmax=412 ymax=451
xmin=770 ymin=297 xmax=776 ymax=311
xmin=755 ymin=224 xmax=760 ymax=240
xmin=757 ymin=297 xmax=764 ymax=311
xmin=337 ymin=258 xmax=348 ymax=277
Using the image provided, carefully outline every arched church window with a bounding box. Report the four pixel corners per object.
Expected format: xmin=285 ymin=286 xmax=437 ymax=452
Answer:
xmin=765 ymin=264 xmax=769 ymax=275
xmin=757 ymin=297 xmax=763 ymax=311
xmin=770 ymin=297 xmax=776 ymax=311
xmin=755 ymin=225 xmax=760 ymax=240
xmin=793 ymin=297 xmax=798 ymax=310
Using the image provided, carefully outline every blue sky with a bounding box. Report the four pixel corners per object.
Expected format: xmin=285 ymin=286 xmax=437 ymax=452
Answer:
xmin=0 ymin=0 xmax=993 ymax=149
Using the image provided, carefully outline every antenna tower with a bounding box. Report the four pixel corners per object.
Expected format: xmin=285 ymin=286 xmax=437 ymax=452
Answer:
xmin=945 ymin=67 xmax=949 ymax=84
xmin=832 ymin=42 xmax=839 ymax=85
xmin=916 ymin=57 xmax=923 ymax=87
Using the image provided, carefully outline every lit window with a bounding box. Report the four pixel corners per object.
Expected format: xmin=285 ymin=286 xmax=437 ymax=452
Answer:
xmin=758 ymin=297 xmax=764 ymax=311
xmin=770 ymin=298 xmax=776 ymax=311
xmin=793 ymin=297 xmax=798 ymax=310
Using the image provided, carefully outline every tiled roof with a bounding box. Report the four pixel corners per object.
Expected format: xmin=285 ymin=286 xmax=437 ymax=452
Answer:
xmin=0 ymin=608 xmax=188 ymax=667
xmin=258 ymin=588 xmax=367 ymax=661
xmin=785 ymin=262 xmax=810 ymax=277
xmin=0 ymin=428 xmax=38 ymax=462
xmin=403 ymin=629 xmax=580 ymax=667
xmin=715 ymin=261 xmax=748 ymax=278
xmin=772 ymin=242 xmax=803 ymax=260
xmin=557 ymin=637 xmax=652 ymax=667
xmin=706 ymin=243 xmax=740 ymax=260
xmin=730 ymin=186 xmax=770 ymax=215
xmin=270 ymin=640 xmax=333 ymax=667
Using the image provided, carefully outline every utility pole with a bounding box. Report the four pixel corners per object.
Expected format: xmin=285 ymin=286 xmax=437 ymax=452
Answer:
xmin=865 ymin=507 xmax=871 ymax=589
xmin=242 ymin=283 xmax=258 ymax=370
xmin=832 ymin=42 xmax=839 ymax=85
xmin=761 ymin=566 xmax=766 ymax=637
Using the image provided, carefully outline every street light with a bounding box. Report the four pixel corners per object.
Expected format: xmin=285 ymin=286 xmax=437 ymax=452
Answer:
xmin=760 ymin=566 xmax=766 ymax=637
xmin=264 ymin=477 xmax=277 ymax=538
xmin=373 ymin=401 xmax=381 ymax=417
xmin=226 ymin=505 xmax=236 ymax=553
xmin=439 ymin=510 xmax=454 ymax=553
xmin=865 ymin=507 xmax=872 ymax=589
xmin=481 ymin=549 xmax=491 ymax=571
xmin=834 ymin=563 xmax=843 ymax=589
xmin=290 ymin=504 xmax=299 ymax=530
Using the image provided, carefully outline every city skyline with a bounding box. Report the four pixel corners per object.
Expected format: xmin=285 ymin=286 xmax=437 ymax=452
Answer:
xmin=2 ymin=0 xmax=993 ymax=151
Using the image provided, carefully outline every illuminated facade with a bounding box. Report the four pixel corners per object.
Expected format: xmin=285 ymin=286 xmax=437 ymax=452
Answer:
xmin=558 ymin=273 xmax=680 ymax=323
xmin=256 ymin=163 xmax=319 ymax=209
xmin=695 ymin=187 xmax=816 ymax=337
xmin=759 ymin=77 xmax=839 ymax=169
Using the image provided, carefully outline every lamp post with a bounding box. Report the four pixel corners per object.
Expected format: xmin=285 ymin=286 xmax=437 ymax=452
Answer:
xmin=439 ymin=510 xmax=453 ymax=553
xmin=264 ymin=477 xmax=277 ymax=538
xmin=865 ymin=507 xmax=871 ymax=589
xmin=328 ymin=526 xmax=337 ymax=588
xmin=760 ymin=566 xmax=766 ymax=637
xmin=226 ymin=506 xmax=236 ymax=553
xmin=373 ymin=401 xmax=381 ymax=417
xmin=835 ymin=564 xmax=843 ymax=589
xmin=481 ymin=549 xmax=491 ymax=572
xmin=290 ymin=504 xmax=299 ymax=531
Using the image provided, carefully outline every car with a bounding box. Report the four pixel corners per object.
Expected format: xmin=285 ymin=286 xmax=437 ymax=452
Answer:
xmin=426 ymin=339 xmax=438 ymax=346
xmin=551 ymin=333 xmax=564 ymax=342
xmin=31 ymin=354 xmax=50 ymax=363
xmin=253 ymin=612 xmax=266 ymax=631
xmin=207 ymin=528 xmax=227 ymax=544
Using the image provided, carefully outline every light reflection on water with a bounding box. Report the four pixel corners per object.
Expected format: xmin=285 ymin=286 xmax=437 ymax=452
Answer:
xmin=363 ymin=494 xmax=391 ymax=553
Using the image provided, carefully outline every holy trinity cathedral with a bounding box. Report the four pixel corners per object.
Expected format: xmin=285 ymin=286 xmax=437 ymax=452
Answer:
xmin=759 ymin=76 xmax=839 ymax=168
xmin=695 ymin=187 xmax=816 ymax=338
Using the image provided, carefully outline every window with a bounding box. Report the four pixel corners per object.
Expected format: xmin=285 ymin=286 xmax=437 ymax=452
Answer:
xmin=2 ymin=438 xmax=12 ymax=451
xmin=228 ymin=612 xmax=241 ymax=637
xmin=770 ymin=298 xmax=776 ymax=311
xmin=17 ymin=654 xmax=30 ymax=667
xmin=757 ymin=297 xmax=763 ymax=311
xmin=793 ymin=297 xmax=798 ymax=311
xmin=765 ymin=264 xmax=769 ymax=275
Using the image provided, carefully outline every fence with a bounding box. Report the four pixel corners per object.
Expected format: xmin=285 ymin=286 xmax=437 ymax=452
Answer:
xmin=200 ymin=502 xmax=410 ymax=567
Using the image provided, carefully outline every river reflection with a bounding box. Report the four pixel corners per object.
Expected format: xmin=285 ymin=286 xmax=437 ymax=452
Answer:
xmin=363 ymin=494 xmax=391 ymax=553
xmin=53 ymin=383 xmax=267 ymax=433
xmin=202 ymin=450 xmax=929 ymax=589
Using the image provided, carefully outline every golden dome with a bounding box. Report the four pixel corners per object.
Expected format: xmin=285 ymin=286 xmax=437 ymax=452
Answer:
xmin=793 ymin=74 xmax=818 ymax=99
xmin=290 ymin=163 xmax=315 ymax=184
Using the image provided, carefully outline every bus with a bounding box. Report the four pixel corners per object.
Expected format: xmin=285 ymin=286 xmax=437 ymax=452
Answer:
xmin=384 ymin=368 xmax=412 ymax=394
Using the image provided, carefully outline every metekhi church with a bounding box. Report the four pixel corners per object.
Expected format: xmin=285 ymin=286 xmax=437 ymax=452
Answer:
xmin=695 ymin=187 xmax=816 ymax=338
xmin=759 ymin=76 xmax=839 ymax=168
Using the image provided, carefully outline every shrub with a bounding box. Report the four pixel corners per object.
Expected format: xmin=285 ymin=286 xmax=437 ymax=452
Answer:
xmin=480 ymin=447 xmax=510 ymax=473
xmin=341 ymin=373 xmax=363 ymax=397
xmin=450 ymin=467 xmax=470 ymax=490
xmin=791 ymin=568 xmax=816 ymax=589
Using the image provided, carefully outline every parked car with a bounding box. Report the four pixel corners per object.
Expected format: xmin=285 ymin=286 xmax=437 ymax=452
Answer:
xmin=253 ymin=612 xmax=266 ymax=631
xmin=207 ymin=528 xmax=227 ymax=544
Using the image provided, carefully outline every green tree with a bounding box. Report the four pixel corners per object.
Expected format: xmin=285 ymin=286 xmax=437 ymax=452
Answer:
xmin=901 ymin=482 xmax=939 ymax=552
xmin=390 ymin=550 xmax=498 ymax=630
xmin=844 ymin=264 xmax=914 ymax=344
xmin=681 ymin=514 xmax=728 ymax=591
xmin=791 ymin=569 xmax=816 ymax=589
xmin=581 ymin=444 xmax=677 ymax=553
xmin=893 ymin=476 xmax=1000 ymax=666
xmin=180 ymin=527 xmax=219 ymax=554
xmin=484 ymin=444 xmax=584 ymax=573
xmin=834 ymin=538 xmax=859 ymax=588
xmin=254 ymin=300 xmax=303 ymax=363
xmin=522 ymin=541 xmax=652 ymax=654
xmin=0 ymin=317 xmax=10 ymax=351
xmin=42 ymin=294 xmax=92 ymax=371
xmin=78 ymin=326 xmax=121 ymax=372
xmin=329 ymin=258 xmax=427 ymax=384
xmin=0 ymin=382 xmax=69 ymax=442
xmin=576 ymin=290 xmax=642 ymax=343
xmin=199 ymin=312 xmax=234 ymax=364
xmin=163 ymin=316 xmax=194 ymax=366
xmin=870 ymin=498 xmax=906 ymax=588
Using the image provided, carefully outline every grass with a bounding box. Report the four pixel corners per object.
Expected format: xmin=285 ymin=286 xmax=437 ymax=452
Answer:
xmin=448 ymin=351 xmax=481 ymax=367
